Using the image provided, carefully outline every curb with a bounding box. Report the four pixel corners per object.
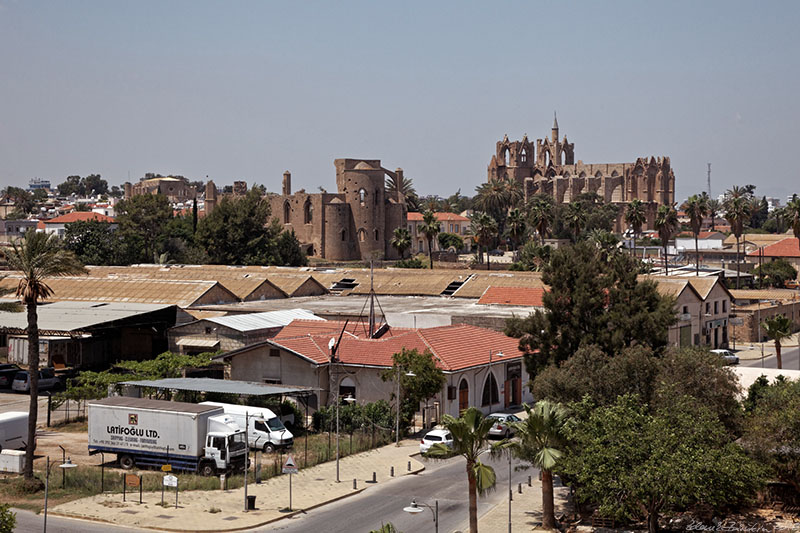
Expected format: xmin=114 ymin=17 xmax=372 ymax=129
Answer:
xmin=49 ymin=463 xmax=426 ymax=533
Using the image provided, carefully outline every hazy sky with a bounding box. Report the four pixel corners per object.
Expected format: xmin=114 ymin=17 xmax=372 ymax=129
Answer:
xmin=2 ymin=1 xmax=798 ymax=202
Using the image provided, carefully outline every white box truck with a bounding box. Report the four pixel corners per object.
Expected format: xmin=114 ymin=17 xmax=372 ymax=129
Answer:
xmin=88 ymin=397 xmax=247 ymax=475
xmin=0 ymin=412 xmax=28 ymax=452
xmin=200 ymin=402 xmax=293 ymax=453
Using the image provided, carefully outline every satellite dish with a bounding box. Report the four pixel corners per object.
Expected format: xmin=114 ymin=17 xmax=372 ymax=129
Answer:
xmin=328 ymin=338 xmax=336 ymax=351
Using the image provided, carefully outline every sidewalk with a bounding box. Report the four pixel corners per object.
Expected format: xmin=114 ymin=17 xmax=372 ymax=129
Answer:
xmin=50 ymin=440 xmax=424 ymax=532
xmin=474 ymin=476 xmax=570 ymax=533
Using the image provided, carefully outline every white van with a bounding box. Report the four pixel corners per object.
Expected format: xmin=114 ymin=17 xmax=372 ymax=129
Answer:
xmin=0 ymin=412 xmax=28 ymax=452
xmin=200 ymin=402 xmax=293 ymax=452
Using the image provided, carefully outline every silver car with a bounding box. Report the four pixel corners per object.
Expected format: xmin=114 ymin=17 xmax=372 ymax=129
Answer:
xmin=487 ymin=413 xmax=521 ymax=439
xmin=11 ymin=368 xmax=61 ymax=393
xmin=710 ymin=349 xmax=739 ymax=365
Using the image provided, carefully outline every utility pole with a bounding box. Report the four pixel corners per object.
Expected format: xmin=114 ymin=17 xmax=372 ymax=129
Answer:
xmin=707 ymin=163 xmax=712 ymax=197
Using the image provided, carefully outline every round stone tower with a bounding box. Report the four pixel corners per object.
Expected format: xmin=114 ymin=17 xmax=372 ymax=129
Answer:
xmin=335 ymin=159 xmax=387 ymax=259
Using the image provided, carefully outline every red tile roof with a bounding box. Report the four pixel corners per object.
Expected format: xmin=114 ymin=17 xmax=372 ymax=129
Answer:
xmin=747 ymin=237 xmax=800 ymax=258
xmin=477 ymin=286 xmax=546 ymax=307
xmin=271 ymin=320 xmax=526 ymax=371
xmin=44 ymin=212 xmax=115 ymax=224
xmin=407 ymin=212 xmax=470 ymax=222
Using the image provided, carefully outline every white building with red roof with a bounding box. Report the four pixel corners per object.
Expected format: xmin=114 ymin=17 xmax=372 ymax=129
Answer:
xmin=747 ymin=237 xmax=800 ymax=271
xmin=406 ymin=212 xmax=471 ymax=254
xmin=42 ymin=211 xmax=117 ymax=237
xmin=214 ymin=319 xmax=533 ymax=424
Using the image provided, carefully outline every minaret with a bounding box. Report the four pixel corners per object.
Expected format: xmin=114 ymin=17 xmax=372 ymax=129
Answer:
xmin=551 ymin=111 xmax=559 ymax=142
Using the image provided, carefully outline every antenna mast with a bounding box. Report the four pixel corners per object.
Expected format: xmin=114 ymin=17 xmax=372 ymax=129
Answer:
xmin=707 ymin=163 xmax=711 ymax=196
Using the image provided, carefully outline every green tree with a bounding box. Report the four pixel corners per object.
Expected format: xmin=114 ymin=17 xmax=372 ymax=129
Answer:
xmin=560 ymin=395 xmax=764 ymax=533
xmin=724 ymin=187 xmax=752 ymax=289
xmin=506 ymin=401 xmax=570 ymax=529
xmin=527 ymin=194 xmax=554 ymax=245
xmin=654 ymin=204 xmax=678 ymax=276
xmin=469 ymin=211 xmax=498 ymax=270
xmin=273 ymin=229 xmax=308 ymax=266
xmin=506 ymin=242 xmax=676 ymax=376
xmin=787 ymin=194 xmax=800 ymax=241
xmin=706 ymin=196 xmax=721 ymax=231
xmin=742 ymin=378 xmax=800 ymax=491
xmin=418 ymin=210 xmax=440 ymax=270
xmin=682 ymin=194 xmax=708 ymax=276
xmin=381 ymin=348 xmax=445 ymax=430
xmin=63 ymin=219 xmax=123 ymax=265
xmin=427 ymin=407 xmax=497 ymax=533
xmin=762 ymin=315 xmax=793 ymax=370
xmin=385 ymin=174 xmax=416 ymax=206
xmin=625 ymin=198 xmax=646 ymax=258
xmin=115 ymin=193 xmax=173 ymax=262
xmin=82 ymin=174 xmax=109 ymax=196
xmin=510 ymin=239 xmax=551 ymax=271
xmin=753 ymin=258 xmax=798 ymax=288
xmin=57 ymin=175 xmax=83 ymax=196
xmin=504 ymin=207 xmax=526 ymax=256
xmin=1 ymin=231 xmax=86 ymax=479
xmin=563 ymin=202 xmax=586 ymax=242
xmin=437 ymin=232 xmax=464 ymax=251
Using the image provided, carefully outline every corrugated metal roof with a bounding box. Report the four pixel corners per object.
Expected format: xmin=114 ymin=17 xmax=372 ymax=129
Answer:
xmin=0 ymin=301 xmax=174 ymax=333
xmin=206 ymin=309 xmax=323 ymax=331
xmin=119 ymin=377 xmax=318 ymax=396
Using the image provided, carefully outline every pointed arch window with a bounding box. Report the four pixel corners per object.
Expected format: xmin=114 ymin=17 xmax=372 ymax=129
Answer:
xmin=359 ymin=188 xmax=366 ymax=205
xmin=481 ymin=373 xmax=499 ymax=407
xmin=358 ymin=228 xmax=366 ymax=242
xmin=283 ymin=201 xmax=291 ymax=224
xmin=303 ymin=199 xmax=313 ymax=224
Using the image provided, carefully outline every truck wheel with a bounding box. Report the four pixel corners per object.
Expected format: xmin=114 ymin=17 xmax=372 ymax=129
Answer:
xmin=119 ymin=454 xmax=135 ymax=470
xmin=200 ymin=462 xmax=216 ymax=477
xmin=262 ymin=443 xmax=275 ymax=453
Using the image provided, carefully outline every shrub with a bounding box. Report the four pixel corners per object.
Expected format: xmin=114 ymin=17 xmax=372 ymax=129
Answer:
xmin=0 ymin=504 xmax=15 ymax=533
xmin=395 ymin=257 xmax=425 ymax=269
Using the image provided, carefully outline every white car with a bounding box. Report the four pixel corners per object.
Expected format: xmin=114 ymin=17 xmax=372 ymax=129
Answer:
xmin=11 ymin=368 xmax=61 ymax=393
xmin=420 ymin=429 xmax=453 ymax=454
xmin=487 ymin=413 xmax=522 ymax=439
xmin=710 ymin=349 xmax=739 ymax=365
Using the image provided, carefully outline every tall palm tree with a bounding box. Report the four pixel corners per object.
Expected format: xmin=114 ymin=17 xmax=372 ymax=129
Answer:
xmin=625 ymin=199 xmax=646 ymax=258
xmin=470 ymin=212 xmax=498 ymax=271
xmin=1 ymin=231 xmax=86 ymax=479
xmin=683 ymin=194 xmax=708 ymax=276
xmin=723 ymin=190 xmax=752 ymax=289
xmin=390 ymin=227 xmax=412 ymax=259
xmin=384 ymin=174 xmax=416 ymax=204
xmin=427 ymin=407 xmax=497 ymax=533
xmin=505 ymin=208 xmax=526 ymax=258
xmin=564 ymin=202 xmax=586 ymax=242
xmin=706 ymin=197 xmax=721 ymax=231
xmin=528 ymin=196 xmax=554 ymax=245
xmin=762 ymin=315 xmax=793 ymax=370
xmin=419 ymin=210 xmax=441 ymax=270
xmin=654 ymin=204 xmax=679 ymax=276
xmin=474 ymin=179 xmax=508 ymax=218
xmin=504 ymin=401 xmax=570 ymax=530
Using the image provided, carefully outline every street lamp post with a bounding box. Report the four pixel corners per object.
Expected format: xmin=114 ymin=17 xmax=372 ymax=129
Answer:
xmin=404 ymin=498 xmax=439 ymax=533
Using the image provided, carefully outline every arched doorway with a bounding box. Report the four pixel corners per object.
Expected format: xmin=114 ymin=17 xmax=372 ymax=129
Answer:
xmin=458 ymin=379 xmax=469 ymax=413
xmin=481 ymin=373 xmax=499 ymax=409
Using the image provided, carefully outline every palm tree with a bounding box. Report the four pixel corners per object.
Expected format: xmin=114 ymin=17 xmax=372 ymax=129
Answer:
xmin=706 ymin=197 xmax=721 ymax=231
xmin=587 ymin=229 xmax=619 ymax=261
xmin=385 ymin=174 xmax=416 ymax=204
xmin=505 ymin=208 xmax=526 ymax=258
xmin=390 ymin=227 xmax=412 ymax=259
xmin=427 ymin=407 xmax=497 ymax=533
xmin=419 ymin=210 xmax=441 ymax=270
xmin=504 ymin=401 xmax=570 ymax=530
xmin=723 ymin=190 xmax=752 ymax=289
xmin=762 ymin=315 xmax=793 ymax=370
xmin=528 ymin=196 xmax=554 ymax=245
xmin=470 ymin=212 xmax=498 ymax=271
xmin=683 ymin=194 xmax=708 ymax=276
xmin=787 ymin=194 xmax=800 ymax=242
xmin=564 ymin=202 xmax=586 ymax=242
xmin=654 ymin=204 xmax=679 ymax=276
xmin=625 ymin=198 xmax=646 ymax=258
xmin=1 ymin=231 xmax=86 ymax=479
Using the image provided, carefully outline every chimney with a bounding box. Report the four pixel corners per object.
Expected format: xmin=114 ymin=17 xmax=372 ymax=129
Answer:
xmin=282 ymin=171 xmax=292 ymax=196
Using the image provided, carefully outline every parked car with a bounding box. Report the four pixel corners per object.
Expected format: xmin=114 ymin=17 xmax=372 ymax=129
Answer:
xmin=0 ymin=364 xmax=22 ymax=389
xmin=488 ymin=249 xmax=505 ymax=257
xmin=710 ymin=349 xmax=739 ymax=365
xmin=11 ymin=368 xmax=61 ymax=393
xmin=420 ymin=428 xmax=453 ymax=454
xmin=487 ymin=413 xmax=522 ymax=439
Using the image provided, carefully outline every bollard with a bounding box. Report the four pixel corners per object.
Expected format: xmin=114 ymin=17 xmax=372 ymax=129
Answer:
xmin=353 ymin=479 xmax=357 ymax=490
xmin=518 ymin=482 xmax=522 ymax=494
xmin=372 ymin=472 xmax=376 ymax=483
xmin=408 ymin=461 xmax=411 ymax=472
xmin=528 ymin=475 xmax=532 ymax=487
xmin=390 ymin=466 xmax=394 ymax=477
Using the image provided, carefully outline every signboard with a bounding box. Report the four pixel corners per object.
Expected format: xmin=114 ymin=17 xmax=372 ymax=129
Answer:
xmin=125 ymin=474 xmax=140 ymax=487
xmin=163 ymin=474 xmax=178 ymax=487
xmin=729 ymin=317 xmax=744 ymax=326
xmin=282 ymin=454 xmax=298 ymax=475
xmin=161 ymin=464 xmax=172 ymax=472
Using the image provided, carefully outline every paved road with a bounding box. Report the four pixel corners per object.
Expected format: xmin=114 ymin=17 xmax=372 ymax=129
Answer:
xmin=741 ymin=345 xmax=799 ymax=370
xmin=258 ymin=450 xmax=532 ymax=533
xmin=12 ymin=508 xmax=146 ymax=533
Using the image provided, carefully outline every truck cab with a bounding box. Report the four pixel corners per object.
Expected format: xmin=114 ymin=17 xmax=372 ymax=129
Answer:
xmin=202 ymin=415 xmax=247 ymax=475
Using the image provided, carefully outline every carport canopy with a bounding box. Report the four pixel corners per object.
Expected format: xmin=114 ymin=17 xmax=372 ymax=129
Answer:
xmin=119 ymin=377 xmax=318 ymax=398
